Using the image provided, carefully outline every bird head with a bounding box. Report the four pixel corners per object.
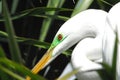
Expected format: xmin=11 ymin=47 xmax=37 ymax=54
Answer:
xmin=31 ymin=9 xmax=107 ymax=74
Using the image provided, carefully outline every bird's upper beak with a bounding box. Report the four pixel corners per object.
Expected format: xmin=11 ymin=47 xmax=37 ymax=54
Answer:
xmin=31 ymin=48 xmax=54 ymax=74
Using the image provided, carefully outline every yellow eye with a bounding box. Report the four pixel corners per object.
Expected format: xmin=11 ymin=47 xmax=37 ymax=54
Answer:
xmin=57 ymin=34 xmax=63 ymax=41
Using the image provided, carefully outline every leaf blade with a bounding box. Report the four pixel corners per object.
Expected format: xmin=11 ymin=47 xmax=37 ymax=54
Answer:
xmin=2 ymin=0 xmax=22 ymax=63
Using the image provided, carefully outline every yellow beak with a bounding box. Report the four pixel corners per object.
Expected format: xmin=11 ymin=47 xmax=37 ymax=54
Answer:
xmin=26 ymin=48 xmax=54 ymax=80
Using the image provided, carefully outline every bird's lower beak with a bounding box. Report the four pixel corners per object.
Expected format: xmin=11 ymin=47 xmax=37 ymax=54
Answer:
xmin=32 ymin=48 xmax=54 ymax=74
xmin=26 ymin=48 xmax=54 ymax=80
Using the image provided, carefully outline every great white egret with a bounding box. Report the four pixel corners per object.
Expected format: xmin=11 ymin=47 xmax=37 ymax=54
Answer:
xmin=26 ymin=9 xmax=107 ymax=80
xmin=60 ymin=2 xmax=120 ymax=80
xmin=103 ymin=2 xmax=120 ymax=80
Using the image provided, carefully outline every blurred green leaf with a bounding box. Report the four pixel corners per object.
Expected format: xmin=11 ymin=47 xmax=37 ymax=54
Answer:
xmin=2 ymin=0 xmax=22 ymax=63
xmin=57 ymin=68 xmax=79 ymax=80
xmin=0 ymin=46 xmax=6 ymax=58
xmin=71 ymin=0 xmax=94 ymax=17
xmin=97 ymin=0 xmax=106 ymax=10
xmin=0 ymin=47 xmax=7 ymax=80
xmin=0 ymin=30 xmax=72 ymax=56
xmin=39 ymin=0 xmax=65 ymax=41
xmin=0 ymin=58 xmax=46 ymax=80
xmin=31 ymin=14 xmax=69 ymax=21
xmin=0 ymin=7 xmax=72 ymax=22
xmin=25 ymin=7 xmax=72 ymax=16
xmin=0 ymin=0 xmax=2 ymax=13
xmin=11 ymin=0 xmax=19 ymax=14
xmin=0 ymin=64 xmax=25 ymax=80
xmin=101 ymin=31 xmax=119 ymax=80
xmin=100 ymin=0 xmax=113 ymax=6
xmin=111 ymin=31 xmax=118 ymax=80
xmin=97 ymin=69 xmax=112 ymax=80
xmin=0 ymin=70 xmax=11 ymax=80
xmin=0 ymin=30 xmax=50 ymax=49
xmin=101 ymin=62 xmax=111 ymax=76
xmin=0 ymin=31 xmax=8 ymax=36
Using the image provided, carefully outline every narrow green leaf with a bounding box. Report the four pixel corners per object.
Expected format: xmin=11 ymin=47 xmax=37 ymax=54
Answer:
xmin=0 ymin=65 xmax=25 ymax=80
xmin=111 ymin=31 xmax=118 ymax=80
xmin=0 ymin=7 xmax=72 ymax=22
xmin=11 ymin=0 xmax=19 ymax=14
xmin=0 ymin=0 xmax=2 ymax=13
xmin=39 ymin=0 xmax=65 ymax=41
xmin=0 ymin=70 xmax=11 ymax=80
xmin=0 ymin=30 xmax=72 ymax=56
xmin=97 ymin=69 xmax=112 ymax=80
xmin=57 ymin=68 xmax=79 ymax=80
xmin=71 ymin=0 xmax=94 ymax=17
xmin=97 ymin=0 xmax=105 ymax=10
xmin=0 ymin=46 xmax=6 ymax=58
xmin=31 ymin=14 xmax=69 ymax=21
xmin=2 ymin=0 xmax=22 ymax=63
xmin=99 ymin=0 xmax=113 ymax=6
xmin=0 ymin=58 xmax=46 ymax=80
xmin=25 ymin=7 xmax=72 ymax=15
xmin=101 ymin=63 xmax=112 ymax=78
xmin=46 ymin=0 xmax=65 ymax=14
xmin=101 ymin=31 xmax=118 ymax=80
xmin=0 ymin=31 xmax=8 ymax=36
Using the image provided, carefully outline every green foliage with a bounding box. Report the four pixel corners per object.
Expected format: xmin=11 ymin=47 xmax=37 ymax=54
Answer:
xmin=0 ymin=7 xmax=71 ymax=21
xmin=0 ymin=46 xmax=6 ymax=57
xmin=39 ymin=0 xmax=66 ymax=41
xmin=111 ymin=32 xmax=118 ymax=80
xmin=71 ymin=0 xmax=94 ymax=16
xmin=101 ymin=32 xmax=118 ymax=80
xmin=57 ymin=68 xmax=79 ymax=80
xmin=0 ymin=0 xmax=119 ymax=80
xmin=2 ymin=0 xmax=22 ymax=63
xmin=0 ymin=58 xmax=46 ymax=80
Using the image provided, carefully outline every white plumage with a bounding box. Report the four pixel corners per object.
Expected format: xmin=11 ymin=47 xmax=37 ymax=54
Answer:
xmin=103 ymin=2 xmax=120 ymax=80
xmin=53 ymin=9 xmax=107 ymax=80
xmin=27 ymin=3 xmax=120 ymax=80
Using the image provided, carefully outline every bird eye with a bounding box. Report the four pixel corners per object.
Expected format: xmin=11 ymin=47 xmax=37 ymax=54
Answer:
xmin=57 ymin=34 xmax=63 ymax=41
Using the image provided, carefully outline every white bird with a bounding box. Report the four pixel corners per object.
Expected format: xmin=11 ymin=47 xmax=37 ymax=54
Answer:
xmin=26 ymin=9 xmax=108 ymax=80
xmin=103 ymin=2 xmax=120 ymax=80
xmin=60 ymin=38 xmax=103 ymax=80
